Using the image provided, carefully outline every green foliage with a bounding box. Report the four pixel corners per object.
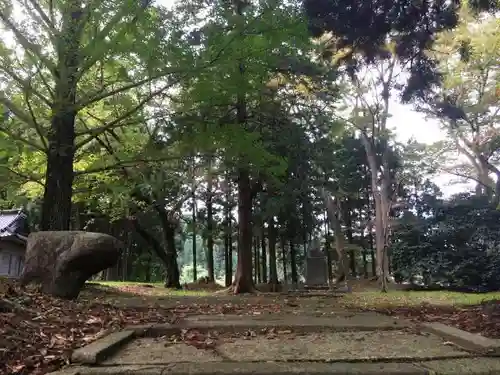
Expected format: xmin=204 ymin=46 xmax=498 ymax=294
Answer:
xmin=417 ymin=12 xmax=500 ymax=198
xmin=392 ymin=194 xmax=500 ymax=292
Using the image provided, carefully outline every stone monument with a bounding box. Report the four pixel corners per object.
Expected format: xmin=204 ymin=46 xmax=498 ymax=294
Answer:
xmin=305 ymin=238 xmax=328 ymax=288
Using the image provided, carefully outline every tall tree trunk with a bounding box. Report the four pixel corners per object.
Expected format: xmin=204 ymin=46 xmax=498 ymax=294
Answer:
xmin=346 ymin=213 xmax=358 ymax=277
xmin=280 ymin=233 xmax=287 ymax=283
xmin=206 ymin=158 xmax=215 ymax=282
xmin=355 ymin=60 xmax=396 ymax=292
xmin=369 ymin=231 xmax=376 ymax=277
xmin=234 ymin=167 xmax=254 ymax=293
xmin=224 ymin=227 xmax=231 ymax=287
xmin=224 ymin=179 xmax=233 ymax=287
xmin=41 ymin=95 xmax=76 ymax=231
xmin=254 ymin=235 xmax=261 ymax=283
xmin=261 ymin=226 xmax=267 ymax=283
xmin=132 ymin=221 xmax=171 ymax=280
xmin=362 ymin=237 xmax=368 ymax=278
xmin=344 ymin=200 xmax=356 ymax=277
xmin=144 ymin=252 xmax=152 ymax=283
xmin=364 ymin=183 xmax=377 ymax=278
xmin=267 ymin=217 xmax=278 ymax=288
xmin=153 ymin=202 xmax=181 ymax=289
xmin=253 ymin=236 xmax=257 ymax=283
xmin=360 ymin=133 xmax=390 ymax=290
xmin=228 ymin=225 xmax=233 ymax=284
xmin=301 ymin=198 xmax=310 ymax=258
xmin=321 ymin=189 xmax=347 ymax=284
xmin=192 ymin=192 xmax=197 ymax=282
xmin=289 ymin=239 xmax=298 ymax=285
xmin=231 ymin=0 xmax=254 ymax=294
xmin=40 ymin=2 xmax=84 ymax=231
xmin=163 ymin=221 xmax=181 ymax=289
xmin=324 ymin=213 xmax=333 ymax=283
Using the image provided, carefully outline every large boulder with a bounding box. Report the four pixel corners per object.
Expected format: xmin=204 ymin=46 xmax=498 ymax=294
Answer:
xmin=20 ymin=231 xmax=123 ymax=299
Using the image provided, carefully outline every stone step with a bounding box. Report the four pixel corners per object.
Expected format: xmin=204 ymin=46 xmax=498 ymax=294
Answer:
xmin=304 ymin=284 xmax=330 ymax=290
xmin=49 ymin=358 xmax=500 ymax=375
xmin=47 ymin=314 xmax=500 ymax=375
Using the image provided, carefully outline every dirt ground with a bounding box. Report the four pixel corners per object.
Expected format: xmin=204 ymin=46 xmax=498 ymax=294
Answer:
xmin=2 ymin=279 xmax=500 ymax=375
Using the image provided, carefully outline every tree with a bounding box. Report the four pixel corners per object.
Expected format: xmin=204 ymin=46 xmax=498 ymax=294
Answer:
xmin=0 ymin=0 xmax=196 ymax=230
xmin=392 ymin=192 xmax=500 ymax=292
xmin=169 ymin=0 xmax=316 ymax=293
xmin=303 ymin=0 xmax=499 ymax=101
xmin=415 ymin=11 xmax=500 ymax=204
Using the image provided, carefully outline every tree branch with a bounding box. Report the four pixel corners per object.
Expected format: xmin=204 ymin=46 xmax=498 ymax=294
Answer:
xmin=24 ymin=0 xmax=58 ymax=39
xmin=0 ymin=64 xmax=52 ymax=107
xmin=0 ymin=96 xmax=46 ymax=151
xmin=130 ymin=218 xmax=169 ymax=266
xmin=76 ymin=74 xmax=180 ymax=111
xmin=0 ymin=166 xmax=45 ymax=187
xmin=74 ymin=155 xmax=183 ymax=176
xmin=24 ymin=92 xmax=48 ymax=151
xmin=0 ymin=13 xmax=57 ymax=75
xmin=75 ymin=83 xmax=176 ymax=149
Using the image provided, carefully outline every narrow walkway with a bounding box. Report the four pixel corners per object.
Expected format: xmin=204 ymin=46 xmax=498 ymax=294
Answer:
xmin=48 ymin=311 xmax=500 ymax=375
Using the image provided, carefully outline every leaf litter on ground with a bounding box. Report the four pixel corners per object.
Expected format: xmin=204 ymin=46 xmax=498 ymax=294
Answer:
xmin=3 ymin=277 xmax=500 ymax=375
xmin=0 ymin=279 xmax=281 ymax=375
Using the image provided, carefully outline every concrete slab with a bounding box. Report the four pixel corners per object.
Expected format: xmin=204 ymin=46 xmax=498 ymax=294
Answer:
xmin=186 ymin=312 xmax=396 ymax=321
xmin=217 ymin=331 xmax=471 ymax=362
xmin=47 ymin=362 xmax=428 ymax=375
xmin=161 ymin=361 xmax=428 ymax=374
xmin=419 ymin=357 xmax=500 ymax=374
xmin=46 ymin=359 xmax=500 ymax=375
xmin=423 ymin=322 xmax=500 ymax=355
xmin=71 ymin=330 xmax=135 ymax=364
xmin=141 ymin=313 xmax=408 ymax=336
xmin=102 ymin=338 xmax=219 ymax=365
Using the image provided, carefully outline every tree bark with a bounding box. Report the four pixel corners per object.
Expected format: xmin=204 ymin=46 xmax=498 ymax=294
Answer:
xmin=228 ymin=224 xmax=234 ymax=284
xmin=344 ymin=200 xmax=357 ymax=276
xmin=132 ymin=220 xmax=170 ymax=276
xmin=131 ymin=190 xmax=181 ymax=289
xmin=289 ymin=239 xmax=298 ymax=285
xmin=267 ymin=217 xmax=278 ymax=288
xmin=324 ymin=213 xmax=333 ymax=283
xmin=362 ymin=237 xmax=368 ymax=278
xmin=41 ymin=113 xmax=76 ymax=231
xmin=224 ymin=227 xmax=231 ymax=286
xmin=40 ymin=1 xmax=84 ymax=231
xmin=224 ymin=179 xmax=233 ymax=287
xmin=254 ymin=235 xmax=261 ymax=283
xmin=360 ymin=132 xmax=390 ymax=291
xmin=280 ymin=233 xmax=287 ymax=283
xmin=162 ymin=221 xmax=181 ymax=289
xmin=192 ymin=192 xmax=197 ymax=282
xmin=260 ymin=226 xmax=267 ymax=283
xmin=144 ymin=251 xmax=152 ymax=283
xmin=321 ymin=189 xmax=348 ymax=284
xmin=206 ymin=161 xmax=215 ymax=282
xmin=234 ymin=167 xmax=254 ymax=293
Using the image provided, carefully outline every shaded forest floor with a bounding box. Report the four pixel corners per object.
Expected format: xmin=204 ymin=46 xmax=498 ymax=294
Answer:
xmin=2 ymin=279 xmax=500 ymax=375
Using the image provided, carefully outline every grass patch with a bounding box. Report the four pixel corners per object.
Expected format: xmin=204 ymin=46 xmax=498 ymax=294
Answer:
xmin=341 ymin=290 xmax=500 ymax=309
xmin=90 ymin=281 xmax=164 ymax=288
xmin=86 ymin=281 xmax=213 ymax=297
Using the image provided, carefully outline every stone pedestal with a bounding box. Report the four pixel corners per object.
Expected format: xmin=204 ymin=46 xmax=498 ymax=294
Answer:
xmin=305 ymin=248 xmax=328 ymax=287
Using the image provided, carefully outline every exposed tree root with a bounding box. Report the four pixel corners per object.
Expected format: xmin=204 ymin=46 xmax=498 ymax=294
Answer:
xmin=214 ymin=284 xmax=261 ymax=295
xmin=0 ymin=297 xmax=38 ymax=315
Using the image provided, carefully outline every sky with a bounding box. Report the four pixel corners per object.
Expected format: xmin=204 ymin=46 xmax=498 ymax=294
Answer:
xmin=388 ymin=101 xmax=473 ymax=196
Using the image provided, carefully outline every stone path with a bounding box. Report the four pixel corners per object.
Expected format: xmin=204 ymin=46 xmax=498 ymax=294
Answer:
xmin=48 ymin=311 xmax=500 ymax=375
